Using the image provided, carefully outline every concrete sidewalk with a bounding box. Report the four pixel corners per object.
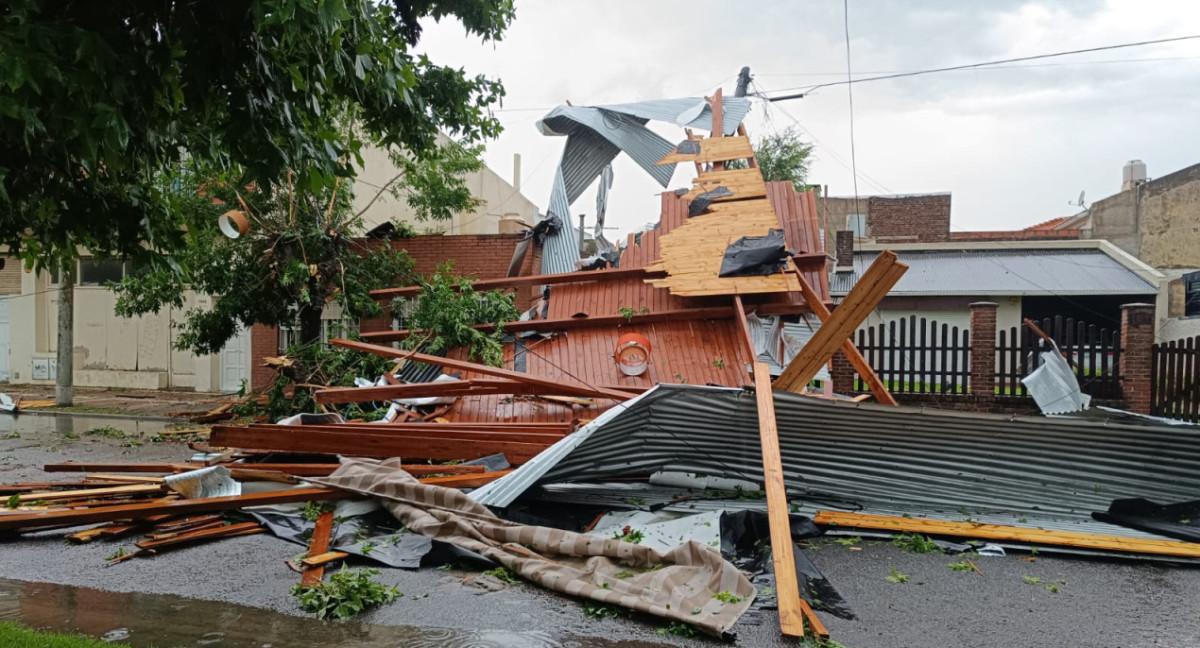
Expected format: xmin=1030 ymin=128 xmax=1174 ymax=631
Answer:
xmin=0 ymin=385 xmax=234 ymax=419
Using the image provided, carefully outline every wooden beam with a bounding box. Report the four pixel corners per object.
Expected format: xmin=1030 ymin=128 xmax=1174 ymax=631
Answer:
xmin=710 ymin=87 xmax=725 ymax=172
xmin=209 ymin=427 xmax=551 ymax=464
xmin=359 ymin=306 xmax=736 ymax=344
xmin=328 ymin=338 xmax=638 ymax=401
xmin=775 ymin=252 xmax=907 ymax=392
xmin=41 ymin=460 xmax=487 ymax=475
xmin=418 ymin=470 xmax=514 ymax=489
xmin=14 ymin=483 xmax=164 ymax=503
xmin=793 ymin=270 xmax=898 ymax=406
xmin=250 ymin=423 xmax=566 ymax=445
xmin=656 ymin=136 xmax=756 ymax=167
xmin=370 ymin=267 xmax=661 ymax=301
xmin=733 ymin=295 xmax=757 ymax=363
xmin=0 ymin=487 xmax=348 ymax=532
xmin=302 ymin=511 xmax=335 ymax=586
xmin=811 ymin=510 xmax=1200 ymax=559
xmin=136 ymin=522 xmax=264 ymax=551
xmin=753 ymin=362 xmax=806 ymax=638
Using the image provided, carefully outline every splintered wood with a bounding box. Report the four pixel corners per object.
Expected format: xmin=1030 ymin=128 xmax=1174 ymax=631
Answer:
xmin=684 ymin=167 xmax=767 ymax=202
xmin=644 ymin=202 xmax=801 ymax=297
xmin=655 ymin=135 xmax=755 ymax=166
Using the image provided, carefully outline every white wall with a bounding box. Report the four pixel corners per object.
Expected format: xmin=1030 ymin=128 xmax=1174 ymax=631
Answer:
xmin=352 ymin=135 xmax=539 ymax=236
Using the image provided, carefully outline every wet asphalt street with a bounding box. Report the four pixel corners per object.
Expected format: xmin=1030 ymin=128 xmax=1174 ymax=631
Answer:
xmin=2 ymin=413 xmax=1199 ymax=648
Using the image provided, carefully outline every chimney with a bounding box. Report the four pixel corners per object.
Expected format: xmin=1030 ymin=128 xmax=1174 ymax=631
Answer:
xmin=512 ymin=153 xmax=522 ymax=193
xmin=835 ymin=231 xmax=854 ymax=271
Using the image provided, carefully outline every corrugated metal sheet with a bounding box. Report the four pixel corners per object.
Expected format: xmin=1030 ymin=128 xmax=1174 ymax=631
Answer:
xmin=473 ymin=385 xmax=1200 ymax=531
xmin=831 ymin=249 xmax=1158 ymax=296
xmin=531 ymin=482 xmax=1191 ymax=559
xmin=442 ymin=320 xmax=756 ymax=425
xmin=595 ymin=97 xmax=753 ymax=136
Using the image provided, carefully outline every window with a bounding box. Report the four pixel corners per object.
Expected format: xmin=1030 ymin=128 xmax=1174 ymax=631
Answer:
xmin=1185 ymin=270 xmax=1200 ymax=317
xmin=78 ymin=259 xmax=125 ymax=286
xmin=277 ymin=316 xmax=359 ymax=353
xmin=846 ymin=213 xmax=867 ymax=238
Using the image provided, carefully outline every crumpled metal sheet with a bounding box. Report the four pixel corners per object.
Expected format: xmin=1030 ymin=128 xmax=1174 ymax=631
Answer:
xmin=164 ymin=466 xmax=240 ymax=499
xmin=1023 ymin=348 xmax=1091 ymax=415
xmin=473 ymin=384 xmax=1200 ymax=533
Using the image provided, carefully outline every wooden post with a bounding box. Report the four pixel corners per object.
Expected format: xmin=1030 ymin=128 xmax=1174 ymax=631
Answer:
xmin=753 ymin=362 xmax=806 ymax=637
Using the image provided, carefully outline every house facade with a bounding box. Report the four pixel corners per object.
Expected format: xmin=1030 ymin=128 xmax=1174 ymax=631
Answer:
xmin=0 ymin=146 xmax=542 ymax=392
xmin=825 ymin=192 xmax=1163 ymax=335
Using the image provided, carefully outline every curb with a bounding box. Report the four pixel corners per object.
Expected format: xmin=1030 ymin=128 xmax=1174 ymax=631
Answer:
xmin=10 ymin=409 xmax=178 ymax=424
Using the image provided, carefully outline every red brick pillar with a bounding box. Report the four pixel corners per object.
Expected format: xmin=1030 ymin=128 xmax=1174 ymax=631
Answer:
xmin=249 ymin=324 xmax=279 ymax=391
xmin=1120 ymin=303 xmax=1155 ymax=414
xmin=831 ymin=350 xmax=855 ymax=394
xmin=969 ymin=302 xmax=998 ymax=406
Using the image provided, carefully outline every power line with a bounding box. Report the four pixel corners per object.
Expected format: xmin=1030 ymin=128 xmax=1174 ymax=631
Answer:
xmin=842 ymin=0 xmax=862 ymax=222
xmin=766 ymin=33 xmax=1200 ymax=100
xmin=754 ymin=54 xmax=1200 ymax=78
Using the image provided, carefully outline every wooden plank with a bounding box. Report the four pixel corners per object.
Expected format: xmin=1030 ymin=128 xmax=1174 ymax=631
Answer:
xmin=43 ymin=462 xmax=183 ymax=474
xmin=43 ymin=461 xmax=486 ymax=477
xmin=137 ymin=522 xmax=264 ymax=551
xmin=732 ymin=296 xmax=757 ymax=363
xmin=302 ymin=551 xmax=350 ymax=568
xmin=329 ymin=338 xmax=638 ymax=401
xmin=753 ymin=362 xmax=806 ymax=638
xmin=252 ymin=423 xmax=564 ymax=445
xmin=371 ymin=267 xmax=661 ymax=301
xmin=85 ymin=475 xmax=166 ymax=484
xmin=418 ymin=470 xmax=513 ymax=489
xmin=776 ymin=252 xmax=907 ymax=392
xmin=0 ymin=487 xmax=348 ymax=532
xmin=811 ymin=511 xmax=1200 ymax=559
xmin=15 ymin=483 xmax=164 ymax=503
xmin=656 ymin=136 xmax=755 ymax=166
xmin=686 ymin=168 xmax=767 ymax=201
xmin=359 ymin=306 xmax=735 ymax=344
xmin=208 ymin=427 xmax=550 ymax=464
xmin=793 ymin=270 xmax=898 ymax=405
xmin=302 ymin=511 xmax=335 ymax=587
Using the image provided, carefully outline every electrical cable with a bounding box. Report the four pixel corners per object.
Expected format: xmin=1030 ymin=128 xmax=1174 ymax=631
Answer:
xmin=765 ymin=33 xmax=1200 ymax=98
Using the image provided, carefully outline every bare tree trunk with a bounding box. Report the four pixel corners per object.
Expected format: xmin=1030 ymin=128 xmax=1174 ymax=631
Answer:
xmin=298 ymin=304 xmax=323 ymax=348
xmin=55 ymin=264 xmax=75 ymax=406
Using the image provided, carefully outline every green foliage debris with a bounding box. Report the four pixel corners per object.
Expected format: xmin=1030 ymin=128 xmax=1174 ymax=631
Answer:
xmin=582 ymin=601 xmax=622 ymax=620
xmin=891 ymin=532 xmax=941 ymax=554
xmin=291 ymin=567 xmax=399 ymax=620
xmin=885 ymin=568 xmax=909 ymax=584
xmin=482 ymin=566 xmax=519 ymax=585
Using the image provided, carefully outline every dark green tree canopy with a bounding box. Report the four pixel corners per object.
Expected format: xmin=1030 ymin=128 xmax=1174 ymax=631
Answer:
xmin=0 ymin=0 xmax=513 ymax=268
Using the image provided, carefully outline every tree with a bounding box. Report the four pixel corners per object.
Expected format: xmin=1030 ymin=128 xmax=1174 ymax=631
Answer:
xmin=0 ymin=0 xmax=513 ymax=400
xmin=728 ymin=127 xmax=814 ymax=190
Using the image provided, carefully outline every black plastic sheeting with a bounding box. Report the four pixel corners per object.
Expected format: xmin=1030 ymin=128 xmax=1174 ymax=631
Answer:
xmin=719 ymin=510 xmax=855 ymax=620
xmin=1092 ymin=498 xmax=1200 ymax=543
xmin=674 ymin=139 xmax=702 ymax=156
xmin=689 ymin=186 xmax=734 ymax=217
xmin=718 ymin=229 xmax=789 ymax=278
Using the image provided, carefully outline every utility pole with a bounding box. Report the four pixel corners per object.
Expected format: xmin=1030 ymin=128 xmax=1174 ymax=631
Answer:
xmin=734 ymin=66 xmax=753 ymax=98
xmin=55 ymin=262 xmax=74 ymax=406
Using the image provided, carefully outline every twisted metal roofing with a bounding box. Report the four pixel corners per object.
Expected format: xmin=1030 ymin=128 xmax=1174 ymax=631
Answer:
xmin=472 ymin=384 xmax=1200 ymax=536
xmin=831 ymin=249 xmax=1157 ymax=296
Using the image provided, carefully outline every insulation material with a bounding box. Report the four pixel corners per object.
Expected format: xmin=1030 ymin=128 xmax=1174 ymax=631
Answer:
xmin=587 ymin=510 xmax=723 ymax=554
xmin=313 ymin=457 xmax=755 ymax=638
xmin=164 ymin=466 xmax=240 ymax=499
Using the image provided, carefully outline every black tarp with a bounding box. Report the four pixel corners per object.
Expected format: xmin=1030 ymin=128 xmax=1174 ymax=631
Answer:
xmin=718 ymin=229 xmax=789 ymax=278
xmin=1092 ymin=498 xmax=1200 ymax=543
xmin=719 ymin=510 xmax=855 ymax=620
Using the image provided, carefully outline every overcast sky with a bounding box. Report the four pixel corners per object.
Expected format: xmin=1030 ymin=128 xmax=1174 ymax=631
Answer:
xmin=418 ymin=0 xmax=1200 ymax=239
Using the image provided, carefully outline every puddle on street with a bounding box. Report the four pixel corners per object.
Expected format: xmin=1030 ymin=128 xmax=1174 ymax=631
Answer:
xmin=0 ymin=413 xmax=163 ymax=438
xmin=0 ymin=578 xmax=668 ymax=648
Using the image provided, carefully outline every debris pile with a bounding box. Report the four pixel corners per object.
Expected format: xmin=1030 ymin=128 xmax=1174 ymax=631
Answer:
xmin=4 ymin=93 xmax=1200 ymax=645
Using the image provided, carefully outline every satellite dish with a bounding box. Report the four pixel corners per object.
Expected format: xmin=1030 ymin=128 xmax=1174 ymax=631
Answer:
xmin=1068 ymin=190 xmax=1087 ymax=209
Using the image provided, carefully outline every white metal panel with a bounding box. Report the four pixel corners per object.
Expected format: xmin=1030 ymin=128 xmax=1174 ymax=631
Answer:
xmin=0 ymin=298 xmax=8 ymax=381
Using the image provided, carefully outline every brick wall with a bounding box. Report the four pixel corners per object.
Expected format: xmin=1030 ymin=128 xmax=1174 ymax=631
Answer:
xmin=358 ymin=233 xmax=540 ymax=335
xmin=835 ymin=231 xmax=854 ymax=269
xmin=250 ymin=324 xmax=279 ymax=391
xmin=868 ymin=194 xmax=951 ymax=243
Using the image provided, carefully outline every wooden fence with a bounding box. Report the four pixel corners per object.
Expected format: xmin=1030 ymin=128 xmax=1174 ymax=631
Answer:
xmin=996 ymin=316 xmax=1122 ymax=399
xmin=1151 ymin=335 xmax=1200 ymax=423
xmin=852 ymin=316 xmax=971 ymax=394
